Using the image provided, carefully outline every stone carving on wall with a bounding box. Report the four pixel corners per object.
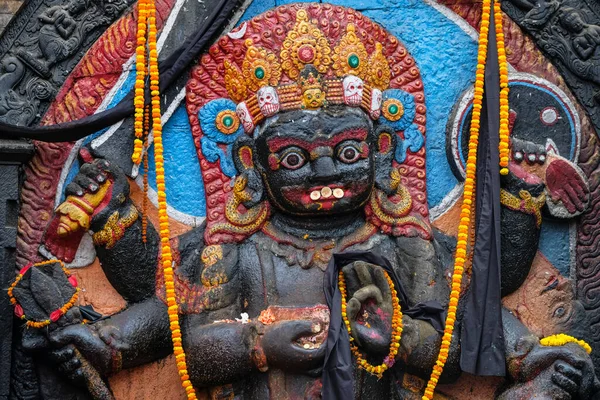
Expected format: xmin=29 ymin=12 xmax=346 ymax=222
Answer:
xmin=8 ymin=4 xmax=599 ymax=399
xmin=502 ymin=0 xmax=600 ymax=136
xmin=6 ymin=1 xmax=600 ymax=399
xmin=0 ymin=0 xmax=131 ymax=126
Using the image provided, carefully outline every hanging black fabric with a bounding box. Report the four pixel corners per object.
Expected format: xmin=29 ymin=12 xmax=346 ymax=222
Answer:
xmin=322 ymin=251 xmax=446 ymax=400
xmin=0 ymin=0 xmax=241 ymax=142
xmin=459 ymin=4 xmax=506 ymax=377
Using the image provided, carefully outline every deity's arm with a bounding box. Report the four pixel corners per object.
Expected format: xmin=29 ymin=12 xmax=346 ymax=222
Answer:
xmin=391 ymin=233 xmax=462 ymax=383
xmin=51 ymin=158 xmax=161 ymax=303
xmin=183 ymin=311 xmax=263 ymax=388
xmin=91 ymin=204 xmax=160 ymax=304
xmin=573 ymin=35 xmax=594 ymax=60
xmin=499 ymin=172 xmax=545 ymax=296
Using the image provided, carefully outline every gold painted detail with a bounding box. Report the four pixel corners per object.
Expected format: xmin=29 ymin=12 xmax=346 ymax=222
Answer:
xmin=208 ymin=175 xmax=269 ymax=237
xmin=332 ymin=24 xmax=368 ymax=80
xmin=201 ymin=245 xmax=224 ymax=267
xmin=500 ymin=189 xmax=545 ymax=227
xmin=242 ymin=39 xmax=282 ymax=91
xmin=280 ymin=9 xmax=332 ymax=79
xmin=92 ymin=205 xmax=139 ymax=249
xmin=366 ymin=43 xmax=391 ymax=90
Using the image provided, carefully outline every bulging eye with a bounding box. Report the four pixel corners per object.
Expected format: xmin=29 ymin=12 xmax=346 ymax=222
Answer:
xmin=281 ymin=150 xmax=306 ymax=170
xmin=338 ymin=144 xmax=361 ymax=163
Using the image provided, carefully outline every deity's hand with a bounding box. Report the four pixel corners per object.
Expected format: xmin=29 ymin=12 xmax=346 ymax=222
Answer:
xmin=341 ymin=262 xmax=394 ymax=357
xmin=46 ymin=322 xmax=122 ymax=379
xmin=57 ymin=152 xmax=130 ymax=236
xmin=509 ymin=137 xmax=589 ymax=216
xmin=506 ymin=336 xmax=600 ymax=399
xmin=259 ymin=320 xmax=326 ymax=376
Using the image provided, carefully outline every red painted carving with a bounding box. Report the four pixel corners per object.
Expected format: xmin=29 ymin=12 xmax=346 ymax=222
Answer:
xmin=17 ymin=0 xmax=178 ymax=267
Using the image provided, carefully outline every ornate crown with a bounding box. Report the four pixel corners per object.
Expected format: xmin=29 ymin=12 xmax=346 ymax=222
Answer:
xmin=187 ymin=5 xmax=430 ymax=243
xmin=223 ymin=10 xmax=394 ymax=133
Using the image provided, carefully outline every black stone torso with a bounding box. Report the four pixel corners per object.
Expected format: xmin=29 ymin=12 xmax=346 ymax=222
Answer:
xmin=200 ymin=228 xmax=452 ymax=400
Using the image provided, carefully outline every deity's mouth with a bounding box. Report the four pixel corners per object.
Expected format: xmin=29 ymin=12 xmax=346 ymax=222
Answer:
xmin=280 ymin=181 xmax=371 ymax=212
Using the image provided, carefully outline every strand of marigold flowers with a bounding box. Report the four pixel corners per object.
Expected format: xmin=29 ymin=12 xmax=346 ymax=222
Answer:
xmin=339 ymin=270 xmax=403 ymax=379
xmin=421 ymin=0 xmax=492 ymax=398
xmin=540 ymin=334 xmax=592 ymax=354
xmin=495 ymin=0 xmax=510 ymax=175
xmin=141 ymin=106 xmax=150 ymax=243
xmin=145 ymin=0 xmax=197 ymax=397
xmin=132 ymin=0 xmax=147 ymax=165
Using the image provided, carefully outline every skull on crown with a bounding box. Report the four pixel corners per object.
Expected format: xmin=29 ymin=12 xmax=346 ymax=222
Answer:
xmin=370 ymin=88 xmax=383 ymax=119
xmin=236 ymin=101 xmax=255 ymax=133
xmin=343 ymin=75 xmax=364 ymax=106
xmin=257 ymin=86 xmax=280 ymax=117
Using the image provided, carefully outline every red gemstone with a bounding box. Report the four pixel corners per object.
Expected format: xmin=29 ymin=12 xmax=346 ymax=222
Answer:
xmin=68 ymin=275 xmax=78 ymax=288
xmin=14 ymin=304 xmax=23 ymax=318
xmin=377 ymin=70 xmax=383 ymax=78
xmin=50 ymin=310 xmax=63 ymax=322
xmin=298 ymin=45 xmax=315 ymax=63
xmin=19 ymin=263 xmax=32 ymax=275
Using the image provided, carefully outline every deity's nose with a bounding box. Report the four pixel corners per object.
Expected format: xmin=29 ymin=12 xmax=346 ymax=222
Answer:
xmin=311 ymin=156 xmax=339 ymax=183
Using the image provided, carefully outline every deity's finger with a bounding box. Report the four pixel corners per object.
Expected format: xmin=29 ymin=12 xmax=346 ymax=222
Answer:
xmin=58 ymin=356 xmax=82 ymax=375
xmin=342 ymin=265 xmax=361 ymax=297
xmin=353 ymin=261 xmax=374 ymax=287
xmin=555 ymin=360 xmax=582 ymax=384
xmin=551 ymin=372 xmax=579 ymax=396
xmin=80 ymin=163 xmax=106 ymax=182
xmin=49 ymin=345 xmax=76 ymax=363
xmin=352 ymin=285 xmax=383 ymax=305
xmin=93 ymin=158 xmax=111 ymax=172
xmin=562 ymin=183 xmax=584 ymax=211
xmin=372 ymin=266 xmax=392 ymax=307
xmin=65 ymin=181 xmax=85 ymax=197
xmin=74 ymin=174 xmax=100 ymax=193
xmin=347 ymin=297 xmax=362 ymax=322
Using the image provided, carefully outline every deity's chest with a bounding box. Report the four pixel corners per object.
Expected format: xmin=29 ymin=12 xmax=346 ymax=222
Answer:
xmin=239 ymin=239 xmax=328 ymax=316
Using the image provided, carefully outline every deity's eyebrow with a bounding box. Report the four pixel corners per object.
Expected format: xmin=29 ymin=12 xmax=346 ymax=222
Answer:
xmin=267 ymin=128 xmax=368 ymax=153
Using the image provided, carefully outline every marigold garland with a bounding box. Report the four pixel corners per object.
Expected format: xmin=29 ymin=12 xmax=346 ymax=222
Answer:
xmin=495 ymin=0 xmax=510 ymax=175
xmin=142 ymin=107 xmax=150 ymax=243
xmin=134 ymin=0 xmax=197 ymax=396
xmin=8 ymin=259 xmax=80 ymax=329
xmin=421 ymin=0 xmax=492 ymax=398
xmin=540 ymin=334 xmax=592 ymax=354
xmin=132 ymin=0 xmax=148 ymax=165
xmin=339 ymin=270 xmax=403 ymax=379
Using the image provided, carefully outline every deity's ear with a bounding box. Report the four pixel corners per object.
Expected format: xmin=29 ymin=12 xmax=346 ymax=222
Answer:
xmin=373 ymin=124 xmax=397 ymax=196
xmin=232 ymin=136 xmax=264 ymax=208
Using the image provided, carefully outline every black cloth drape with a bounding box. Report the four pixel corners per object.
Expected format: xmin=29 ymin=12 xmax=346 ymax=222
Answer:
xmin=0 ymin=0 xmax=240 ymax=142
xmin=322 ymin=251 xmax=446 ymax=400
xmin=459 ymin=4 xmax=506 ymax=377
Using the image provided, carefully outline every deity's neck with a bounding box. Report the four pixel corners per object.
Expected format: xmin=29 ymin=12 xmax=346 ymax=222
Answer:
xmin=270 ymin=210 xmax=366 ymax=241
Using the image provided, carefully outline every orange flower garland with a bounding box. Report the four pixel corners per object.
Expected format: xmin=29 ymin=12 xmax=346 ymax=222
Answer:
xmin=339 ymin=270 xmax=403 ymax=379
xmin=142 ymin=0 xmax=197 ymax=397
xmin=132 ymin=0 xmax=148 ymax=165
xmin=8 ymin=259 xmax=80 ymax=329
xmin=421 ymin=0 xmax=492 ymax=398
xmin=495 ymin=0 xmax=510 ymax=175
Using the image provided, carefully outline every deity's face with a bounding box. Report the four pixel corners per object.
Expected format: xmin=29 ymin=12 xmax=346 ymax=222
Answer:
xmin=302 ymin=88 xmax=326 ymax=110
xmin=254 ymin=106 xmax=375 ymax=216
xmin=563 ymin=13 xmax=585 ymax=32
